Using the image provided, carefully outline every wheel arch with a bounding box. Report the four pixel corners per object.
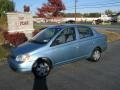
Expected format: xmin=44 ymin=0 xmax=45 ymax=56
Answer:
xmin=87 ymin=46 xmax=102 ymax=61
xmin=88 ymin=46 xmax=102 ymax=58
xmin=34 ymin=57 xmax=53 ymax=69
xmin=95 ymin=46 xmax=102 ymax=53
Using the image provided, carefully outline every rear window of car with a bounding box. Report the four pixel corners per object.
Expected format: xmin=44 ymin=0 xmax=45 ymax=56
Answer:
xmin=77 ymin=26 xmax=93 ymax=38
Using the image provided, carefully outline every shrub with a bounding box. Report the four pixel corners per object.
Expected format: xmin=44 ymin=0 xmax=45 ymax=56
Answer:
xmin=3 ymin=32 xmax=28 ymax=46
xmin=0 ymin=27 xmax=6 ymax=45
xmin=3 ymin=31 xmax=8 ymax=41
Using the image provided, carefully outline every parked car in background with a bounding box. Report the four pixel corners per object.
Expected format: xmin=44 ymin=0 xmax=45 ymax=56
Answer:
xmin=95 ymin=19 xmax=103 ymax=24
xmin=65 ymin=20 xmax=75 ymax=24
xmin=8 ymin=24 xmax=107 ymax=78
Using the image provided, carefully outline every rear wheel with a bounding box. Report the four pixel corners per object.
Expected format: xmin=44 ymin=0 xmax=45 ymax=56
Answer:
xmin=32 ymin=60 xmax=51 ymax=78
xmin=88 ymin=49 xmax=101 ymax=62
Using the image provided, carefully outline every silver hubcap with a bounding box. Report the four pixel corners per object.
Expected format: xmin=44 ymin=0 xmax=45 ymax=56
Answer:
xmin=93 ymin=50 xmax=100 ymax=61
xmin=36 ymin=62 xmax=50 ymax=76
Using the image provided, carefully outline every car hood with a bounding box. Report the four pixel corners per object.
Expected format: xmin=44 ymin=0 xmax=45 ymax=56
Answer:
xmin=11 ymin=42 xmax=45 ymax=56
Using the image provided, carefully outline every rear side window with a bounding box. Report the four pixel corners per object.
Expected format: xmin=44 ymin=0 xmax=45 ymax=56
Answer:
xmin=78 ymin=27 xmax=93 ymax=39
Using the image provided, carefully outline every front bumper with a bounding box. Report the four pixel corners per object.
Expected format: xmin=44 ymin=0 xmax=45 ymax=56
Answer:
xmin=8 ymin=57 xmax=33 ymax=72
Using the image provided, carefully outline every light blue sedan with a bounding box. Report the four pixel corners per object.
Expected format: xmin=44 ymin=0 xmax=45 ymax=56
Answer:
xmin=8 ymin=24 xmax=107 ymax=78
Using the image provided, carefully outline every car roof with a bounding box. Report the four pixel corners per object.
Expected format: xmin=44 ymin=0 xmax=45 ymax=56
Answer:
xmin=50 ymin=24 xmax=90 ymax=29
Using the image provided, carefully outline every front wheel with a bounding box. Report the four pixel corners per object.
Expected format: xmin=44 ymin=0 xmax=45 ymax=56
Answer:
xmin=88 ymin=49 xmax=101 ymax=62
xmin=32 ymin=60 xmax=51 ymax=78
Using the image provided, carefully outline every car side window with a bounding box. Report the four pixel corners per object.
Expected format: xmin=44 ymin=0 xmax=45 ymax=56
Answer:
xmin=78 ymin=27 xmax=93 ymax=39
xmin=52 ymin=27 xmax=76 ymax=46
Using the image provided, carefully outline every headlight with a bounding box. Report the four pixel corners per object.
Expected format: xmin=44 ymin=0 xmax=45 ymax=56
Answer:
xmin=16 ymin=54 xmax=30 ymax=62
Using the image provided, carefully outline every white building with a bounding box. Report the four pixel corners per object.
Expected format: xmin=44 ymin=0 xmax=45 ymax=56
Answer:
xmin=99 ymin=14 xmax=111 ymax=21
xmin=33 ymin=17 xmax=99 ymax=23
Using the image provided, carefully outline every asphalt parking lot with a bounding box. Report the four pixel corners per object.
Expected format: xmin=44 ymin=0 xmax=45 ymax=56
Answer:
xmin=0 ymin=40 xmax=120 ymax=90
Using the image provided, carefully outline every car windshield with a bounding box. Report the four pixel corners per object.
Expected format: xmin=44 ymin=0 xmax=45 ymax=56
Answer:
xmin=30 ymin=27 xmax=62 ymax=44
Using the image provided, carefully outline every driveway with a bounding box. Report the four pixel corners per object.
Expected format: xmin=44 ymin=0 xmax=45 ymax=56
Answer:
xmin=0 ymin=41 xmax=120 ymax=90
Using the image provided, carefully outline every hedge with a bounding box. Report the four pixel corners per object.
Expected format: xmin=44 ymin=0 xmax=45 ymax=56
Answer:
xmin=3 ymin=32 xmax=28 ymax=47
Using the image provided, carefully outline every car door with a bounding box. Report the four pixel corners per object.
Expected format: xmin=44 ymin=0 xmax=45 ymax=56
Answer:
xmin=76 ymin=26 xmax=94 ymax=58
xmin=48 ymin=27 xmax=78 ymax=65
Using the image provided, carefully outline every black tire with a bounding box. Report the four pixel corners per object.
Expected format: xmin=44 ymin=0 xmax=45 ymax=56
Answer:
xmin=88 ymin=49 xmax=101 ymax=62
xmin=32 ymin=60 xmax=51 ymax=78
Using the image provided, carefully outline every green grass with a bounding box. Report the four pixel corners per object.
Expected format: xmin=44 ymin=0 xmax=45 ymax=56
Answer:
xmin=34 ymin=23 xmax=46 ymax=30
xmin=0 ymin=31 xmax=5 ymax=45
xmin=0 ymin=46 xmax=8 ymax=61
xmin=97 ymin=30 xmax=120 ymax=43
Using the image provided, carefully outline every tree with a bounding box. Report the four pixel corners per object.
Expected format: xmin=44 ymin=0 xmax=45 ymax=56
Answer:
xmin=0 ymin=0 xmax=15 ymax=18
xmin=36 ymin=0 xmax=65 ymax=18
xmin=83 ymin=13 xmax=89 ymax=17
xmin=89 ymin=13 xmax=101 ymax=17
xmin=105 ymin=9 xmax=113 ymax=16
xmin=63 ymin=13 xmax=82 ymax=17
xmin=24 ymin=5 xmax=30 ymax=12
xmin=83 ymin=13 xmax=101 ymax=17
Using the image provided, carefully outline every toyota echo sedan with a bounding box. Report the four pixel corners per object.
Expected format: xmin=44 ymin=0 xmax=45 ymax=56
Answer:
xmin=8 ymin=24 xmax=107 ymax=78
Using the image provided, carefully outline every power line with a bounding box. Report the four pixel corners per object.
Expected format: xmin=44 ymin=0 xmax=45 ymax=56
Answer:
xmin=67 ymin=1 xmax=120 ymax=9
xmin=78 ymin=1 xmax=120 ymax=7
xmin=76 ymin=0 xmax=118 ymax=5
xmin=67 ymin=4 xmax=120 ymax=10
xmin=67 ymin=2 xmax=120 ymax=9
xmin=78 ymin=4 xmax=120 ymax=9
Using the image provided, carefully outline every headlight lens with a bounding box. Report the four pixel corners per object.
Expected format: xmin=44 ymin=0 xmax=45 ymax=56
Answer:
xmin=16 ymin=54 xmax=30 ymax=62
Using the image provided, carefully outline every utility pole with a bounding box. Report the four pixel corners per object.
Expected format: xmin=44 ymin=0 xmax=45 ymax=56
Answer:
xmin=75 ymin=0 xmax=77 ymax=23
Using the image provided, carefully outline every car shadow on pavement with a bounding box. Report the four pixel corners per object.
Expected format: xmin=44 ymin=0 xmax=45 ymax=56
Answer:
xmin=33 ymin=77 xmax=48 ymax=90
